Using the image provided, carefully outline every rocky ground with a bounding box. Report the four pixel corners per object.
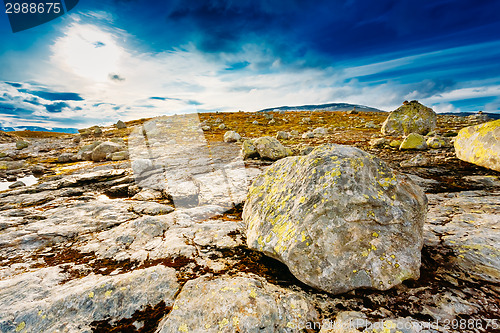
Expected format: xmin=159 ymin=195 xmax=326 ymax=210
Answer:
xmin=0 ymin=110 xmax=498 ymax=332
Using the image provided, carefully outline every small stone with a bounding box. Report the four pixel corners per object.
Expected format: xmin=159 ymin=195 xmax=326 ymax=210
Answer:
xmin=91 ymin=142 xmax=124 ymax=161
xmin=58 ymin=153 xmax=74 ymax=163
xmin=365 ymin=121 xmax=377 ymax=129
xmin=9 ymin=180 xmax=25 ymax=189
xmin=276 ymin=131 xmax=291 ymax=140
xmin=16 ymin=140 xmax=29 ymax=150
xmin=399 ymin=133 xmax=427 ymax=150
xmin=389 ymin=140 xmax=402 ymax=148
xmin=268 ymin=119 xmax=276 ymax=125
xmin=241 ymin=140 xmax=258 ymax=159
xmin=218 ymin=123 xmax=226 ymax=130
xmin=426 ymin=137 xmax=446 ymax=149
xmin=116 ymin=120 xmax=127 ymax=129
xmin=202 ymin=125 xmax=211 ymax=131
xmin=369 ymin=138 xmax=389 ymax=148
xmin=312 ymin=127 xmax=328 ymax=137
xmin=400 ymin=154 xmax=432 ymax=167
xmin=302 ymin=132 xmax=314 ymax=139
xmin=111 ymin=151 xmax=129 ymax=161
xmin=223 ymin=131 xmax=241 ymax=143
xmin=252 ymin=120 xmax=259 ymax=125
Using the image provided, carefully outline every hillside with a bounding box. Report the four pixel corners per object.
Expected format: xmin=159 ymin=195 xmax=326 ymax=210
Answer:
xmin=0 ymin=110 xmax=498 ymax=332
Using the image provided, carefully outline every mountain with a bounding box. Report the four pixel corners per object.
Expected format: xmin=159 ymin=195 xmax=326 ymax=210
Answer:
xmin=0 ymin=126 xmax=78 ymax=134
xmin=438 ymin=112 xmax=500 ymax=120
xmin=257 ymin=103 xmax=385 ymax=113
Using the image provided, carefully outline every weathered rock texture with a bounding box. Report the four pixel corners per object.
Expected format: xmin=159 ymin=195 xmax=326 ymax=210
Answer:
xmin=244 ymin=144 xmax=427 ymax=294
xmin=381 ymin=101 xmax=436 ymax=136
xmin=156 ymin=275 xmax=319 ymax=333
xmin=454 ymin=119 xmax=500 ymax=172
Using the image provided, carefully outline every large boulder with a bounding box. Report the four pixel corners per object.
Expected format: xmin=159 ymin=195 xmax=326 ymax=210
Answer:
xmin=454 ymin=119 xmax=500 ymax=172
xmin=243 ymin=144 xmax=427 ymax=294
xmin=381 ymin=101 xmax=436 ymax=135
xmin=156 ymin=275 xmax=318 ymax=332
xmin=91 ymin=142 xmax=124 ymax=161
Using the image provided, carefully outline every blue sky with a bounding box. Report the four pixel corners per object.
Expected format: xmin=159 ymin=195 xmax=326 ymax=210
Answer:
xmin=1 ymin=0 xmax=499 ymax=129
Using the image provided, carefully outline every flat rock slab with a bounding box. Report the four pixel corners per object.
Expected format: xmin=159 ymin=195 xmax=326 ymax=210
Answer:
xmin=156 ymin=275 xmax=319 ymax=333
xmin=426 ymin=190 xmax=500 ymax=284
xmin=0 ymin=265 xmax=179 ymax=333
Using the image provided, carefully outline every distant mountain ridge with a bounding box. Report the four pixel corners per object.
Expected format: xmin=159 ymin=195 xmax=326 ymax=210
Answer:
xmin=0 ymin=126 xmax=78 ymax=134
xmin=438 ymin=112 xmax=500 ymax=120
xmin=257 ymin=103 xmax=385 ymax=113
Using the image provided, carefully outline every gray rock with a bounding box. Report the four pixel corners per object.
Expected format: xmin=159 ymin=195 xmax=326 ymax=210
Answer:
xmin=302 ymin=132 xmax=315 ymax=139
xmin=116 ymin=120 xmax=127 ymax=129
xmin=454 ymin=119 xmax=500 ymax=172
xmin=290 ymin=130 xmax=299 ymax=136
xmin=400 ymin=154 xmax=432 ymax=167
xmin=15 ymin=140 xmax=29 ymax=150
xmin=156 ymin=275 xmax=319 ymax=333
xmin=241 ymin=140 xmax=258 ymax=159
xmin=369 ymin=138 xmax=389 ymax=148
xmin=365 ymin=121 xmax=377 ymax=129
xmin=381 ymin=101 xmax=437 ymax=136
xmin=91 ymin=142 xmax=124 ymax=161
xmin=223 ymin=131 xmax=241 ymax=142
xmin=218 ymin=123 xmax=226 ymax=130
xmin=76 ymin=141 xmax=102 ymax=160
xmin=276 ymin=131 xmax=291 ymax=140
xmin=130 ymin=201 xmax=174 ymax=215
xmin=312 ymin=127 xmax=328 ymax=137
xmin=253 ymin=136 xmax=288 ymax=160
xmin=244 ymin=144 xmax=427 ymax=294
xmin=8 ymin=181 xmax=25 ymax=189
xmin=111 ymin=151 xmax=129 ymax=161
xmin=252 ymin=120 xmax=259 ymax=125
xmin=0 ymin=266 xmax=180 ymax=333
xmin=57 ymin=153 xmax=74 ymax=163
xmin=268 ymin=119 xmax=276 ymax=125
xmin=201 ymin=125 xmax=211 ymax=131
xmin=426 ymin=191 xmax=500 ymax=284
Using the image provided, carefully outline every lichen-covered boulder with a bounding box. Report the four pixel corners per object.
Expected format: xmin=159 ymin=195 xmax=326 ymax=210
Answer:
xmin=253 ymin=136 xmax=288 ymax=160
xmin=156 ymin=275 xmax=319 ymax=333
xmin=454 ymin=119 xmax=500 ymax=172
xmin=241 ymin=140 xmax=258 ymax=159
xmin=399 ymin=133 xmax=427 ymax=150
xmin=242 ymin=136 xmax=289 ymax=160
xmin=243 ymin=144 xmax=427 ymax=294
xmin=381 ymin=101 xmax=436 ymax=136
